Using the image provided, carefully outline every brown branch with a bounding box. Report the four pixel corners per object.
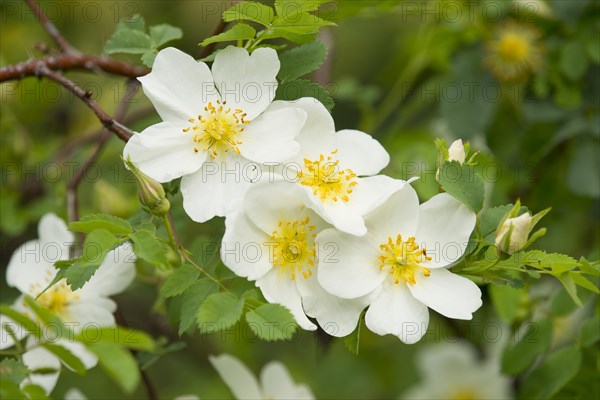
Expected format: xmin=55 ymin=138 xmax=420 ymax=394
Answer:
xmin=0 ymin=54 xmax=149 ymax=82
xmin=66 ymin=81 xmax=139 ymax=224
xmin=24 ymin=0 xmax=75 ymax=54
xmin=36 ymin=65 xmax=134 ymax=142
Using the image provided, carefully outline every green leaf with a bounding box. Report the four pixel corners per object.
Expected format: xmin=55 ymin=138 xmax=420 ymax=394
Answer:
xmin=199 ymin=23 xmax=256 ymax=47
xmin=160 ymin=264 xmax=200 ymax=298
xmin=141 ymin=50 xmax=157 ymax=67
xmin=0 ymin=378 xmax=27 ymax=400
xmin=89 ymin=342 xmax=140 ymax=393
xmin=245 ymin=303 xmax=298 ymax=341
xmin=344 ymin=313 xmax=363 ymax=355
xmin=64 ymin=261 xmax=100 ymax=291
xmin=478 ymin=204 xmax=513 ymax=242
xmin=519 ymin=345 xmax=582 ymax=400
xmin=41 ymin=343 xmax=86 ymax=375
xmin=579 ymin=315 xmax=600 ymax=347
xmin=438 ymin=161 xmax=485 ymax=212
xmin=278 ymin=40 xmax=327 ymax=81
xmin=179 ymin=280 xmax=218 ymax=336
xmin=105 ymin=28 xmax=152 ymax=55
xmin=149 ymin=24 xmax=182 ymax=47
xmin=65 ymin=229 xmax=119 ymax=290
xmin=23 ymin=296 xmax=67 ymax=337
xmin=0 ymin=306 xmax=41 ymax=338
xmin=117 ymin=14 xmax=145 ymax=32
xmin=223 ymin=2 xmax=274 ymax=27
xmin=275 ymin=0 xmax=327 ymax=15
xmin=558 ymin=272 xmax=582 ymax=307
xmin=264 ymin=12 xmax=335 ymax=41
xmin=571 ymin=273 xmax=599 ymax=294
xmin=129 ymin=230 xmax=168 ymax=267
xmin=489 ymin=285 xmax=523 ymax=324
xmin=560 ymin=40 xmax=589 ymax=82
xmin=76 ymin=326 xmax=155 ymax=352
xmin=69 ymin=214 xmax=132 ymax=235
xmin=276 ymin=79 xmax=334 ymax=110
xmin=524 ymin=250 xmax=579 ymax=275
xmin=0 ymin=358 xmax=29 ymax=384
xmin=197 ymin=292 xmax=244 ymax=333
xmin=20 ymin=384 xmax=48 ymax=399
xmin=502 ymin=319 xmax=552 ymax=375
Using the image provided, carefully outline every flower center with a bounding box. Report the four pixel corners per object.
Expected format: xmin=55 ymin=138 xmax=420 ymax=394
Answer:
xmin=182 ymin=100 xmax=249 ymax=158
xmin=378 ymin=235 xmax=432 ymax=285
xmin=269 ymin=217 xmax=316 ymax=280
xmin=34 ymin=280 xmax=78 ymax=316
xmin=297 ymin=150 xmax=358 ymax=202
xmin=497 ymin=33 xmax=529 ymax=64
xmin=450 ymin=389 xmax=481 ymax=400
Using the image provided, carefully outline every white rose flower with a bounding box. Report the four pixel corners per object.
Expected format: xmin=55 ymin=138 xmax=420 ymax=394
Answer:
xmin=209 ymin=353 xmax=313 ymax=400
xmin=124 ymin=46 xmax=308 ymax=222
xmin=270 ymin=98 xmax=407 ymax=236
xmin=317 ymin=184 xmax=482 ymax=344
xmin=222 ymin=178 xmax=373 ymax=336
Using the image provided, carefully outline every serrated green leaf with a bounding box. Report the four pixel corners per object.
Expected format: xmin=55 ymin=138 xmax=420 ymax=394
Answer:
xmin=64 ymin=261 xmax=100 ymax=291
xmin=275 ymin=0 xmax=327 ymax=15
xmin=0 ymin=358 xmax=29 ymax=384
xmin=489 ymin=285 xmax=524 ymax=325
xmin=278 ymin=40 xmax=327 ymax=81
xmin=89 ymin=341 xmax=140 ymax=393
xmin=76 ymin=326 xmax=155 ymax=352
xmin=199 ymin=23 xmax=256 ymax=47
xmin=519 ymin=345 xmax=582 ymax=400
xmin=502 ymin=319 xmax=552 ymax=375
xmin=245 ymin=303 xmax=298 ymax=341
xmin=141 ymin=50 xmax=157 ymax=67
xmin=558 ymin=273 xmax=583 ymax=306
xmin=264 ymin=12 xmax=335 ymax=41
xmin=438 ymin=161 xmax=485 ymax=212
xmin=129 ymin=230 xmax=168 ymax=267
xmin=149 ymin=24 xmax=182 ymax=47
xmin=69 ymin=214 xmax=132 ymax=235
xmin=41 ymin=343 xmax=86 ymax=375
xmin=571 ymin=273 xmax=599 ymax=294
xmin=223 ymin=2 xmax=274 ymax=27
xmin=105 ymin=28 xmax=152 ymax=55
xmin=197 ymin=292 xmax=244 ymax=333
xmin=276 ymin=79 xmax=334 ymax=110
xmin=179 ymin=280 xmax=218 ymax=336
xmin=117 ymin=14 xmax=145 ymax=32
xmin=160 ymin=264 xmax=200 ymax=298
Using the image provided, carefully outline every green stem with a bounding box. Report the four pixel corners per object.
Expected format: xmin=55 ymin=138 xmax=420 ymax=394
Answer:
xmin=162 ymin=214 xmax=177 ymax=250
xmin=183 ymin=254 xmax=229 ymax=293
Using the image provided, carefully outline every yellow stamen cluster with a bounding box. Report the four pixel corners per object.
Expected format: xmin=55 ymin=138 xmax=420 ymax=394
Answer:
xmin=269 ymin=217 xmax=316 ymax=280
xmin=32 ymin=279 xmax=78 ymax=317
xmin=297 ymin=150 xmax=358 ymax=202
xmin=378 ymin=235 xmax=432 ymax=285
xmin=182 ymin=100 xmax=249 ymax=158
xmin=497 ymin=32 xmax=530 ymax=64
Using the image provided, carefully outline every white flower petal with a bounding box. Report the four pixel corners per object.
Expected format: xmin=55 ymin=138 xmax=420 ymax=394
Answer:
xmin=64 ymin=298 xmax=117 ymax=330
xmin=221 ymin=211 xmax=273 ymax=281
xmin=124 ymin=121 xmax=206 ymax=183
xmin=243 ymin=179 xmax=310 ymax=235
xmin=256 ymin=269 xmax=317 ymax=331
xmin=181 ymin=155 xmax=256 ymax=222
xmin=297 ymin=275 xmax=374 ymax=337
xmin=408 ymin=268 xmax=482 ymax=320
xmin=306 ymin=194 xmax=367 ymax=236
xmin=138 ymin=47 xmax=218 ymax=122
xmin=6 ymin=239 xmax=57 ymax=296
xmin=81 ymin=243 xmax=136 ymax=298
xmin=0 ymin=315 xmax=26 ymax=350
xmin=364 ymin=180 xmax=419 ymax=244
xmin=38 ymin=213 xmax=74 ymax=248
xmin=260 ymin=361 xmax=314 ymax=400
xmin=212 ymin=46 xmax=279 ymax=120
xmin=334 ymin=129 xmax=389 ymax=175
xmin=209 ymin=354 xmax=263 ymax=400
xmin=415 ymin=193 xmax=476 ymax=268
xmin=316 ymin=229 xmax=385 ymax=299
xmin=22 ymin=346 xmax=61 ymax=395
xmin=65 ymin=388 xmax=87 ymax=400
xmin=267 ymin=98 xmax=336 ymax=159
xmin=238 ymin=106 xmax=305 ymax=163
xmin=54 ymin=338 xmax=98 ymax=370
xmin=365 ymin=281 xmax=429 ymax=344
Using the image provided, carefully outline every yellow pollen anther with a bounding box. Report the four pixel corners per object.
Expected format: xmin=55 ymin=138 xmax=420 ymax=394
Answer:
xmin=269 ymin=217 xmax=316 ymax=281
xmin=497 ymin=33 xmax=530 ymax=63
xmin=182 ymin=101 xmax=248 ymax=158
xmin=378 ymin=234 xmax=432 ymax=285
xmin=297 ymin=150 xmax=358 ymax=203
xmin=33 ymin=279 xmax=79 ymax=316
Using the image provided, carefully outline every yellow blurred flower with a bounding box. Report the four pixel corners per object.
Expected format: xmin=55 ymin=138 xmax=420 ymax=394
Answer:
xmin=485 ymin=22 xmax=543 ymax=82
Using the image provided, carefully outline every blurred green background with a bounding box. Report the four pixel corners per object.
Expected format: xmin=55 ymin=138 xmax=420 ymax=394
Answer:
xmin=1 ymin=0 xmax=599 ymax=398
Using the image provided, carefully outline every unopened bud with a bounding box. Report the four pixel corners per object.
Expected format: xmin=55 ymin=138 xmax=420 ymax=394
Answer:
xmin=448 ymin=139 xmax=466 ymax=164
xmin=124 ymin=158 xmax=170 ymax=216
xmin=495 ymin=212 xmax=533 ymax=255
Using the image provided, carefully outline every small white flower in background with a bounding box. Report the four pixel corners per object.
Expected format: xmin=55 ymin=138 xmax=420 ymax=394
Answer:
xmin=124 ymin=46 xmax=308 ymax=223
xmin=401 ymin=341 xmax=513 ymax=400
xmin=271 ymin=97 xmax=408 ymax=236
xmin=221 ymin=178 xmax=373 ymax=336
xmin=1 ymin=213 xmax=136 ymax=394
xmin=448 ymin=139 xmax=466 ymax=163
xmin=209 ymin=353 xmax=313 ymax=400
xmin=317 ymin=184 xmax=482 ymax=344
